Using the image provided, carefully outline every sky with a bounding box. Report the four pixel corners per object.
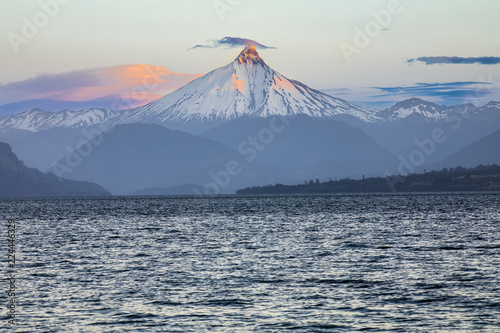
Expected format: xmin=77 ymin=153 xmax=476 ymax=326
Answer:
xmin=1 ymin=0 xmax=500 ymax=110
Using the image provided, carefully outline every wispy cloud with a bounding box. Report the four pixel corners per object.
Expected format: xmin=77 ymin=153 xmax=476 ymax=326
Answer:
xmin=408 ymin=56 xmax=500 ymax=65
xmin=188 ymin=37 xmax=276 ymax=50
xmin=0 ymin=65 xmax=202 ymax=111
xmin=322 ymin=81 xmax=499 ymax=109
xmin=373 ymin=82 xmax=493 ymax=98
xmin=370 ymin=81 xmax=497 ymax=106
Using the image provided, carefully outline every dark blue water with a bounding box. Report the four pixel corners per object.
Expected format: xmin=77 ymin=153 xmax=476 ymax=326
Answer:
xmin=2 ymin=193 xmax=500 ymax=332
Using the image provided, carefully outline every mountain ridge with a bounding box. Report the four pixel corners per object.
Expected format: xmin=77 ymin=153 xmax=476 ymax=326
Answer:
xmin=0 ymin=141 xmax=110 ymax=197
xmin=433 ymin=129 xmax=500 ymax=169
xmin=0 ymin=98 xmax=498 ymax=133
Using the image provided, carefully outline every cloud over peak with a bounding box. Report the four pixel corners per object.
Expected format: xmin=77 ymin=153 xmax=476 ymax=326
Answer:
xmin=188 ymin=37 xmax=276 ymax=51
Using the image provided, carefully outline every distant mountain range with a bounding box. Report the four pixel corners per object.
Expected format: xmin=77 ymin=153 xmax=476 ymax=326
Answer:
xmin=0 ymin=96 xmax=498 ymax=134
xmin=0 ymin=141 xmax=110 ymax=197
xmin=377 ymin=97 xmax=500 ymax=121
xmin=0 ymin=46 xmax=499 ymax=195
xmin=0 ymin=98 xmax=119 ymax=116
xmin=360 ymin=99 xmax=500 ymax=166
xmin=0 ymin=108 xmax=122 ymax=132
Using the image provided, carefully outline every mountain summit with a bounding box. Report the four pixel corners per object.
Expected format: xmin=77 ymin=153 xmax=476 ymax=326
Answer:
xmin=378 ymin=97 xmax=447 ymax=120
xmin=120 ymin=46 xmax=379 ymax=125
xmin=235 ymin=45 xmax=265 ymax=64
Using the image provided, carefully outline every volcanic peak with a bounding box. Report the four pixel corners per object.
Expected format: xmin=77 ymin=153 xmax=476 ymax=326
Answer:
xmin=235 ymin=45 xmax=264 ymax=65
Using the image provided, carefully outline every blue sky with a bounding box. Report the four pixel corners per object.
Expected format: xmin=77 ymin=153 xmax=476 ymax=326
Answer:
xmin=1 ymin=0 xmax=499 ymax=108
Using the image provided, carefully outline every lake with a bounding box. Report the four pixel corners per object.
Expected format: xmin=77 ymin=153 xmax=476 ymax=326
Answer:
xmin=2 ymin=193 xmax=499 ymax=332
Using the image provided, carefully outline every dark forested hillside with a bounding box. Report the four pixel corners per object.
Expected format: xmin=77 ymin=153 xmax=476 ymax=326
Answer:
xmin=237 ymin=165 xmax=500 ymax=194
xmin=0 ymin=141 xmax=110 ymax=197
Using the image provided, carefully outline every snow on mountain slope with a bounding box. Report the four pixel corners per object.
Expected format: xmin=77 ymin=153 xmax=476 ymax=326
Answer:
xmin=377 ymin=98 xmax=447 ymax=120
xmin=120 ymin=46 xmax=380 ymax=123
xmin=475 ymin=101 xmax=500 ymax=117
xmin=378 ymin=98 xmax=500 ymax=122
xmin=0 ymin=108 xmax=122 ymax=131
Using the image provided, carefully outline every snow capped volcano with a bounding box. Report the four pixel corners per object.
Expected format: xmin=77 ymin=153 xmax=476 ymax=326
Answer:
xmin=121 ymin=46 xmax=379 ymax=123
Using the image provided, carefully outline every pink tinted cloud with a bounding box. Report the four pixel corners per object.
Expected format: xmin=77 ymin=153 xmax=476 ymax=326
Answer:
xmin=0 ymin=64 xmax=202 ymax=110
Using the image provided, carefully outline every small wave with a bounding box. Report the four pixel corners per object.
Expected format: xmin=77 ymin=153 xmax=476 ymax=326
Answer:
xmin=198 ymin=298 xmax=251 ymax=306
xmin=439 ymin=245 xmax=466 ymax=250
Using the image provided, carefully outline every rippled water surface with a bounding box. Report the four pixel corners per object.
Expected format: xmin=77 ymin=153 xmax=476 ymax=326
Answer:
xmin=2 ymin=193 xmax=500 ymax=332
